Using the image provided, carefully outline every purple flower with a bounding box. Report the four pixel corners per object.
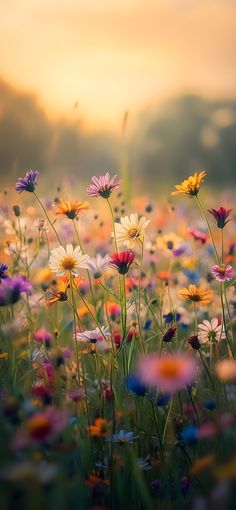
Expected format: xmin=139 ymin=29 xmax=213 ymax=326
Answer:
xmin=0 ymin=264 xmax=8 ymax=280
xmin=15 ymin=170 xmax=39 ymax=193
xmin=87 ymin=172 xmax=120 ymax=198
xmin=0 ymin=276 xmax=32 ymax=306
xmin=211 ymin=264 xmax=233 ymax=282
xmin=208 ymin=207 xmax=233 ymax=229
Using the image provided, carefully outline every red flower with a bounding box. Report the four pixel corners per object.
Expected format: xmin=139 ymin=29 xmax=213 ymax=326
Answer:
xmin=110 ymin=251 xmax=135 ymax=274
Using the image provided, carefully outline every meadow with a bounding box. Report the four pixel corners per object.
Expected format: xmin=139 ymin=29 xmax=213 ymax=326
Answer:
xmin=0 ymin=169 xmax=236 ymax=510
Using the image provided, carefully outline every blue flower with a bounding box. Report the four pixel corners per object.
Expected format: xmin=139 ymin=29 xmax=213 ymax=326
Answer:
xmin=15 ymin=170 xmax=39 ymax=193
xmin=180 ymin=425 xmax=198 ymax=443
xmin=204 ymin=399 xmax=217 ymax=411
xmin=156 ymin=393 xmax=171 ymax=407
xmin=163 ymin=312 xmax=181 ymax=324
xmin=125 ymin=374 xmax=146 ymax=396
xmin=182 ymin=269 xmax=200 ymax=285
xmin=144 ymin=319 xmax=152 ymax=330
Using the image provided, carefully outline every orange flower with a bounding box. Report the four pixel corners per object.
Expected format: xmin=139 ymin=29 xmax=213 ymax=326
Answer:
xmin=189 ymin=454 xmax=215 ymax=477
xmin=85 ymin=475 xmax=109 ymax=488
xmin=157 ymin=271 xmax=172 ymax=281
xmin=215 ymin=359 xmax=236 ymax=382
xmin=55 ymin=198 xmax=89 ymax=219
xmin=87 ymin=418 xmax=109 ymax=437
xmin=179 ymin=284 xmax=212 ymax=305
xmin=46 ymin=276 xmax=70 ymax=307
xmin=27 ymin=414 xmax=51 ymax=439
xmin=171 ymin=170 xmax=206 ymax=196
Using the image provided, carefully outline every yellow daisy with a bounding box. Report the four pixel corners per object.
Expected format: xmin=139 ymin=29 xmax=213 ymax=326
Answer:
xmin=171 ymin=170 xmax=206 ymax=196
xmin=178 ymin=284 xmax=212 ymax=305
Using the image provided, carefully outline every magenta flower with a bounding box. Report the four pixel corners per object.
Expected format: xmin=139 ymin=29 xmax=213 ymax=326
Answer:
xmin=34 ymin=328 xmax=52 ymax=347
xmin=211 ymin=264 xmax=233 ymax=282
xmin=15 ymin=169 xmax=39 ymax=193
xmin=110 ymin=251 xmax=135 ymax=274
xmin=87 ymin=172 xmax=120 ymax=198
xmin=0 ymin=276 xmax=32 ymax=306
xmin=208 ymin=207 xmax=233 ymax=229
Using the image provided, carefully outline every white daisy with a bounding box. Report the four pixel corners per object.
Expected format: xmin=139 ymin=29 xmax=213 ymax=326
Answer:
xmin=87 ymin=254 xmax=110 ymax=278
xmin=197 ymin=318 xmax=225 ymax=344
xmin=49 ymin=244 xmax=90 ymax=276
xmin=74 ymin=326 xmax=111 ymax=352
xmin=74 ymin=326 xmax=111 ymax=343
xmin=112 ymin=213 xmax=150 ymax=249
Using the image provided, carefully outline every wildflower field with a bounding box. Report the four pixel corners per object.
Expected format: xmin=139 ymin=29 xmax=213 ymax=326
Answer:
xmin=1 ymin=169 xmax=236 ymax=510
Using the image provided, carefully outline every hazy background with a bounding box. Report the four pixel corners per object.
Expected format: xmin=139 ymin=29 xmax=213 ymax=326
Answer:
xmin=1 ymin=0 xmax=236 ymax=194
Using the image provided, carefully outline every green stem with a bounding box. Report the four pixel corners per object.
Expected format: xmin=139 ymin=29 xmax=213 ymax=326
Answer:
xmin=162 ymin=396 xmax=174 ymax=443
xmin=195 ymin=195 xmax=220 ymax=265
xmin=33 ymin=192 xmax=62 ymax=245
xmin=187 ymin=387 xmax=200 ymax=426
xmin=107 ymin=197 xmax=118 ymax=252
xmin=69 ymin=273 xmax=81 ymax=383
xmin=72 ymin=219 xmax=97 ymax=312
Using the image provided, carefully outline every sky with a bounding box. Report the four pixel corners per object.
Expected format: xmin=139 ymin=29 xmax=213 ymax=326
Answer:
xmin=1 ymin=0 xmax=236 ymax=130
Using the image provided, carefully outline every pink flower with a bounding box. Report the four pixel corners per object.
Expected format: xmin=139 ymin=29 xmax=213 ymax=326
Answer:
xmin=34 ymin=327 xmax=52 ymax=347
xmin=87 ymin=172 xmax=121 ymax=198
xmin=11 ymin=407 xmax=68 ymax=449
xmin=211 ymin=264 xmax=233 ymax=282
xmin=137 ymin=353 xmax=198 ymax=393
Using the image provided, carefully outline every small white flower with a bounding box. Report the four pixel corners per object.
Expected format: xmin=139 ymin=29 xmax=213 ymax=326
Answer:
xmin=106 ymin=430 xmax=139 ymax=444
xmin=112 ymin=213 xmax=150 ymax=249
xmin=49 ymin=244 xmax=90 ymax=276
xmin=87 ymin=254 xmax=110 ymax=278
xmin=198 ymin=318 xmax=225 ymax=344
xmin=74 ymin=326 xmax=111 ymax=343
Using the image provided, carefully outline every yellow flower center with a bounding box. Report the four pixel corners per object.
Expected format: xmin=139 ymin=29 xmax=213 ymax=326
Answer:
xmin=158 ymin=360 xmax=182 ymax=380
xmin=61 ymin=256 xmax=77 ymax=271
xmin=128 ymin=227 xmax=138 ymax=239
xmin=218 ymin=266 xmax=226 ymax=274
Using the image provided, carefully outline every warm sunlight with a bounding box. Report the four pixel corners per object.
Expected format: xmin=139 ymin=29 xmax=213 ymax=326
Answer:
xmin=1 ymin=0 xmax=236 ymax=128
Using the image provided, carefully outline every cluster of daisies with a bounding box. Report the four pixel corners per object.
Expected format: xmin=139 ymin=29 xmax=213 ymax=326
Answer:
xmin=0 ymin=167 xmax=235 ymax=509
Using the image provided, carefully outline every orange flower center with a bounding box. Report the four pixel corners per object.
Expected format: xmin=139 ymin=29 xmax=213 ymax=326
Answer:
xmin=158 ymin=360 xmax=182 ymax=380
xmin=128 ymin=227 xmax=138 ymax=239
xmin=218 ymin=266 xmax=226 ymax=274
xmin=61 ymin=256 xmax=77 ymax=271
xmin=27 ymin=415 xmax=51 ymax=439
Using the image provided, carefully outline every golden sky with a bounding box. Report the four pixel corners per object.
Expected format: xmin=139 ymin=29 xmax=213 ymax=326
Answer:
xmin=1 ymin=0 xmax=236 ymax=129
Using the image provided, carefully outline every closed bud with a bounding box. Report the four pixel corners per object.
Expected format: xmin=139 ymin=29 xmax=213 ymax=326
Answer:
xmin=13 ymin=205 xmax=20 ymax=217
xmin=188 ymin=334 xmax=201 ymax=350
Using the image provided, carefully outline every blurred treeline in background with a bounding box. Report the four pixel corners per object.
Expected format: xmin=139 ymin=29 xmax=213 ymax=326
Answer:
xmin=1 ymin=78 xmax=235 ymax=194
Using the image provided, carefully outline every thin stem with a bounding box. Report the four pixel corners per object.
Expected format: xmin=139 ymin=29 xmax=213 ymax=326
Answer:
xmin=33 ymin=192 xmax=62 ymax=245
xmin=162 ymin=396 xmax=173 ymax=443
xmin=72 ymin=219 xmax=96 ymax=312
xmin=221 ymin=228 xmax=224 ymax=264
xmin=69 ymin=273 xmax=81 ymax=383
xmin=195 ymin=195 xmax=220 ymax=265
xmin=107 ymin=198 xmax=118 ymax=252
xmin=187 ymin=387 xmax=200 ymax=426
